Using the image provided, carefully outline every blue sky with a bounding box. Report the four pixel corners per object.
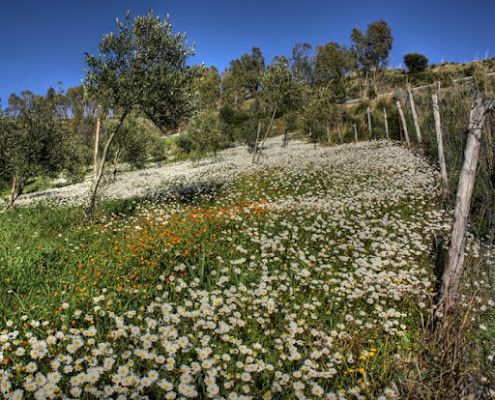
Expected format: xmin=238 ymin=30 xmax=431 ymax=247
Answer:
xmin=1 ymin=0 xmax=494 ymax=107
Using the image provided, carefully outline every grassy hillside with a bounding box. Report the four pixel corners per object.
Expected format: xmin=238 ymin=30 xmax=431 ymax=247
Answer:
xmin=1 ymin=139 xmax=492 ymax=399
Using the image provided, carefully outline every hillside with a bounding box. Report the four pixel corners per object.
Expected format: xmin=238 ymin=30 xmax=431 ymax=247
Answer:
xmin=4 ymin=138 xmax=487 ymax=399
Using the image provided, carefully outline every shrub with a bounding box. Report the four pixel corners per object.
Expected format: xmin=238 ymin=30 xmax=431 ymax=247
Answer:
xmin=404 ymin=52 xmax=429 ymax=73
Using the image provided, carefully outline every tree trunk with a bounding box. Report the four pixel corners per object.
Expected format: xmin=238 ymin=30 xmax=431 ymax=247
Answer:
xmin=94 ymin=117 xmax=101 ymax=182
xmin=252 ymin=119 xmax=263 ymax=163
xmin=407 ymin=84 xmax=422 ymax=144
xmin=383 ymin=107 xmax=390 ymax=140
xmin=438 ymin=93 xmax=492 ymax=319
xmin=282 ymin=128 xmax=288 ymax=148
xmin=353 ymin=123 xmax=358 ymax=143
xmin=327 ymin=126 xmax=331 ymax=144
xmin=7 ymin=176 xmax=18 ymax=209
xmin=6 ymin=177 xmax=26 ymax=210
xmin=337 ymin=126 xmax=343 ymax=144
xmin=85 ymin=111 xmax=128 ymax=220
xmin=432 ymin=91 xmax=449 ymax=185
xmin=111 ymin=145 xmax=123 ymax=183
xmin=363 ymin=70 xmax=369 ymax=99
xmin=367 ymin=107 xmax=372 ymax=137
xmin=254 ymin=109 xmax=276 ymax=164
xmin=396 ymin=100 xmax=410 ymax=146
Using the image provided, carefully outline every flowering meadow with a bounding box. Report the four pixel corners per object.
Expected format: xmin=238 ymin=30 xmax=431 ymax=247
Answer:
xmin=0 ymin=139 xmax=457 ymax=399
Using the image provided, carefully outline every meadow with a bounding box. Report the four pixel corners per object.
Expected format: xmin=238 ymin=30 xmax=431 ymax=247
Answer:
xmin=0 ymin=139 xmax=490 ymax=399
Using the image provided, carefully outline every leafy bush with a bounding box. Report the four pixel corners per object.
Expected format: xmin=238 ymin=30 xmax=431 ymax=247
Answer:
xmin=404 ymin=52 xmax=429 ymax=73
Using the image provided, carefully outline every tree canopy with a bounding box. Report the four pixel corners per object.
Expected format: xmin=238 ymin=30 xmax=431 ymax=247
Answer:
xmin=351 ymin=20 xmax=393 ymax=72
xmin=0 ymin=90 xmax=68 ymax=208
xmin=403 ymin=52 xmax=429 ymax=73
xmin=84 ymin=10 xmax=200 ymax=131
xmin=83 ymin=9 xmax=200 ymax=219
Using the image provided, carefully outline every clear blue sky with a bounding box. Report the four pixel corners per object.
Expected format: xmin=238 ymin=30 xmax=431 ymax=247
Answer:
xmin=1 ymin=0 xmax=494 ymax=107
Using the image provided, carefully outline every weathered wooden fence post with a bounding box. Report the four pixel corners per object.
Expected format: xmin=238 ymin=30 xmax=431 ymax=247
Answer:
xmin=383 ymin=107 xmax=390 ymax=140
xmin=353 ymin=123 xmax=358 ymax=143
xmin=337 ymin=126 xmax=343 ymax=144
xmin=367 ymin=107 xmax=372 ymax=137
xmin=432 ymin=91 xmax=449 ymax=185
xmin=396 ymin=100 xmax=411 ymax=146
xmin=408 ymin=83 xmax=423 ymax=144
xmin=438 ymin=92 xmax=492 ymax=320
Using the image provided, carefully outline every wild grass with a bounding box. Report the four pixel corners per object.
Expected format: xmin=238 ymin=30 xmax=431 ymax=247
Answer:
xmin=0 ymin=140 xmax=492 ymax=399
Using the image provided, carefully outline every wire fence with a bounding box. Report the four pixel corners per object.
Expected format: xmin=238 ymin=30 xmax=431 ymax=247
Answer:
xmin=340 ymin=74 xmax=495 ymax=397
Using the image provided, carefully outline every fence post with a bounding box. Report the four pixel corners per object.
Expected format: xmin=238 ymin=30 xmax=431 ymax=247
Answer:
xmin=438 ymin=92 xmax=492 ymax=320
xmin=408 ymin=83 xmax=423 ymax=144
xmin=431 ymin=91 xmax=449 ymax=185
xmin=353 ymin=123 xmax=358 ymax=143
xmin=383 ymin=107 xmax=390 ymax=140
xmin=396 ymin=100 xmax=410 ymax=146
xmin=367 ymin=107 xmax=372 ymax=137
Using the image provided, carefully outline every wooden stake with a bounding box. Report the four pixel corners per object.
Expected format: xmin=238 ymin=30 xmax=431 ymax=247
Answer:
xmin=383 ymin=107 xmax=390 ymax=140
xmin=407 ymin=83 xmax=423 ymax=143
xmin=367 ymin=107 xmax=372 ymax=137
xmin=439 ymin=92 xmax=492 ymax=318
xmin=353 ymin=123 xmax=358 ymax=143
xmin=396 ymin=100 xmax=410 ymax=146
xmin=432 ymin=91 xmax=448 ymax=185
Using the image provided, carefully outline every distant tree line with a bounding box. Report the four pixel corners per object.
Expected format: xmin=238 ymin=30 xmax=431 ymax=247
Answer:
xmin=1 ymin=12 xmax=444 ymax=215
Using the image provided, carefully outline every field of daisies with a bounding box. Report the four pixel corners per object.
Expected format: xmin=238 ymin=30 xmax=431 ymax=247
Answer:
xmin=0 ymin=139 xmax=452 ymax=400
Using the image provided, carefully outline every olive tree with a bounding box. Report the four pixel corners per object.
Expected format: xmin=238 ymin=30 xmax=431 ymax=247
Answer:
xmin=83 ymin=10 xmax=200 ymax=219
xmin=1 ymin=91 xmax=67 ymax=209
xmin=253 ymin=56 xmax=303 ymax=163
xmin=176 ymin=111 xmax=225 ymax=159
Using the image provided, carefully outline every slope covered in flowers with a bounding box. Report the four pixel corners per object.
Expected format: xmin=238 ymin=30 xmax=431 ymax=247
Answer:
xmin=0 ymin=140 xmax=447 ymax=399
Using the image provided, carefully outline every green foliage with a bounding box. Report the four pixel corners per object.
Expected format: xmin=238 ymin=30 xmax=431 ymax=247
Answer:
xmin=221 ymin=61 xmax=246 ymax=108
xmin=194 ymin=65 xmax=221 ymax=111
xmin=0 ymin=90 xmax=69 ymax=206
xmin=175 ymin=133 xmax=195 ymax=155
xmin=351 ymin=20 xmax=393 ymax=70
xmin=404 ymin=52 xmax=429 ymax=73
xmin=107 ymin=114 xmax=163 ymax=169
xmin=218 ymin=105 xmax=251 ymax=143
xmin=261 ymin=56 xmax=303 ymax=112
xmin=84 ymin=10 xmax=200 ymax=130
xmin=303 ymin=96 xmax=331 ymax=144
xmin=148 ymin=135 xmax=169 ymax=163
xmin=176 ymin=111 xmax=227 ymax=158
xmin=240 ymin=47 xmax=266 ymax=95
xmin=313 ymin=42 xmax=356 ymax=102
xmin=83 ymin=9 xmax=200 ymax=218
xmin=351 ymin=20 xmax=393 ymax=96
xmin=221 ymin=47 xmax=266 ymax=107
xmin=291 ymin=42 xmax=313 ymax=83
